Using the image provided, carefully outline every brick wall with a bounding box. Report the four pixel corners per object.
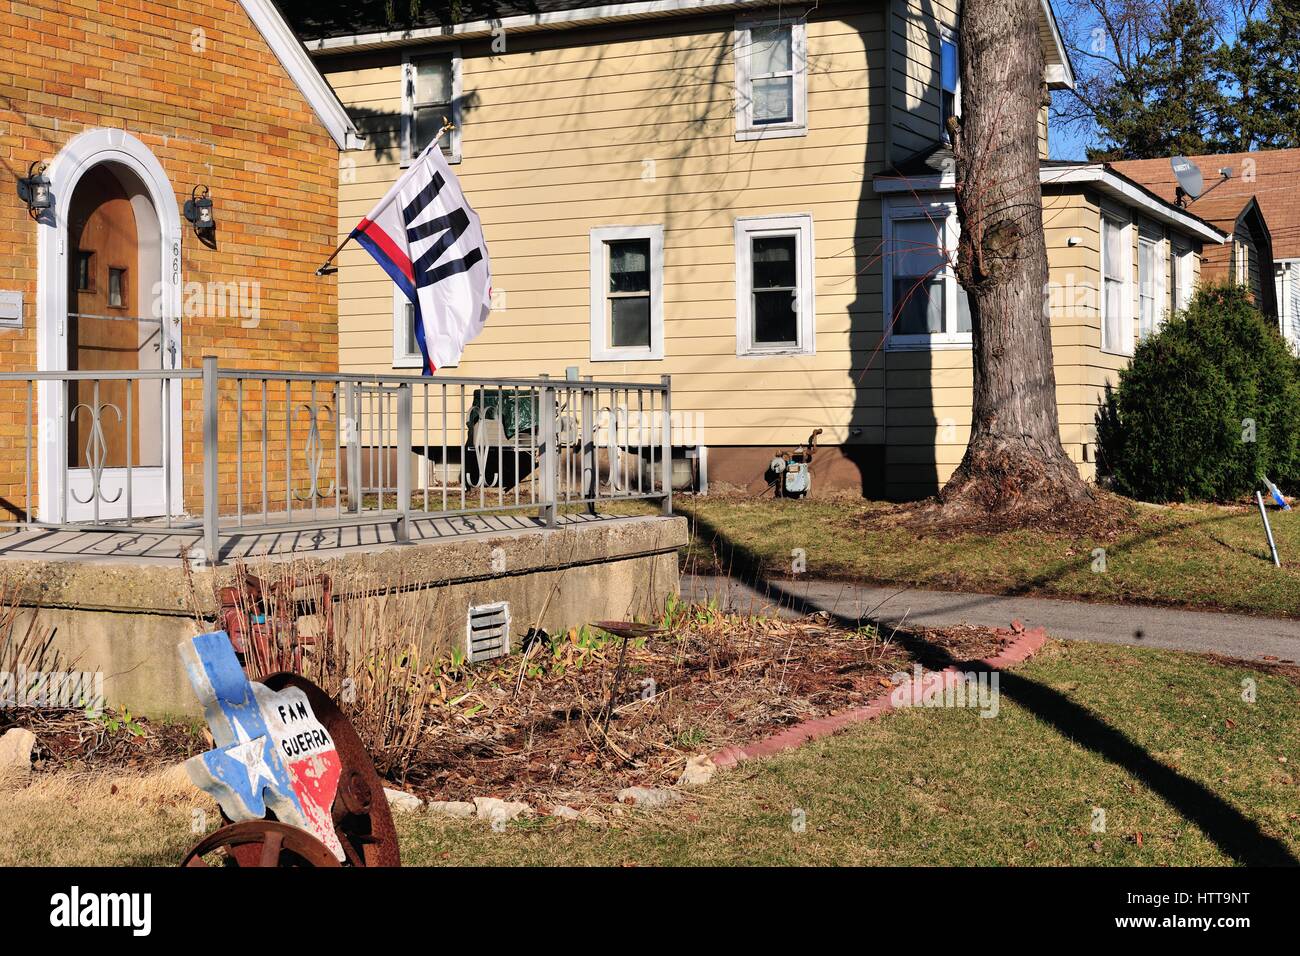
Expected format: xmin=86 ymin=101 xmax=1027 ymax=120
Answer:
xmin=0 ymin=0 xmax=339 ymax=520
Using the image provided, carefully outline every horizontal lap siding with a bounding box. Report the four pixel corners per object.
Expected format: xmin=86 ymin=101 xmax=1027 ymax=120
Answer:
xmin=888 ymin=0 xmax=957 ymax=164
xmin=325 ymin=4 xmax=890 ymax=449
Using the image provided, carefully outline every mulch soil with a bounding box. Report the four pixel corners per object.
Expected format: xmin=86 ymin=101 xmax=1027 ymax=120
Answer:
xmin=0 ymin=708 xmax=204 ymax=774
xmin=394 ymin=613 xmax=1012 ymax=807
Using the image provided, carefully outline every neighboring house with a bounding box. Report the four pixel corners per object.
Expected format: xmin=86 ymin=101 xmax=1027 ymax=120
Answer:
xmin=875 ymin=153 xmax=1223 ymax=490
xmin=1112 ymin=152 xmax=1292 ymax=342
xmin=2 ymin=0 xmax=358 ymax=521
xmin=286 ymin=0 xmax=1225 ymax=499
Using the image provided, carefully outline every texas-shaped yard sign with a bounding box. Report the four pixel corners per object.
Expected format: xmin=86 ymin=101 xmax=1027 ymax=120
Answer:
xmin=179 ymin=631 xmax=344 ymax=861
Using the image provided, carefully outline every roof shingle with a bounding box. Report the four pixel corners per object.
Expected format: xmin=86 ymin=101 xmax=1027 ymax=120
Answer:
xmin=1110 ymin=150 xmax=1300 ymax=260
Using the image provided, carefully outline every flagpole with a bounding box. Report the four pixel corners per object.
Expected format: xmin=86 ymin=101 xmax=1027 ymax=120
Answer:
xmin=314 ymin=119 xmax=456 ymax=276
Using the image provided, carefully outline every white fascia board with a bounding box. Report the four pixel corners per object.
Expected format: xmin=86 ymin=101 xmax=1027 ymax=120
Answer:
xmin=239 ymin=0 xmax=365 ymax=150
xmin=1041 ymin=165 xmax=1227 ymax=243
xmin=873 ymin=165 xmax=1226 ymax=244
xmin=873 ymin=174 xmax=953 ymax=194
xmin=304 ymin=0 xmax=763 ymax=52
xmin=1039 ymin=0 xmax=1075 ymax=90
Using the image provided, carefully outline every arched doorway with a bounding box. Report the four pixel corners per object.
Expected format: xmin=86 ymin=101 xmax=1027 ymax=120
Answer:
xmin=37 ymin=129 xmax=183 ymax=523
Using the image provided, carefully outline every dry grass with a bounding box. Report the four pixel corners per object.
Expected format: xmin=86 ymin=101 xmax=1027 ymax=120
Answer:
xmin=0 ymin=766 xmax=216 ymax=867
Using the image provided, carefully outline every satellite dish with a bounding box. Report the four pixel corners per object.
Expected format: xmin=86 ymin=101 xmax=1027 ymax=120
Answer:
xmin=1171 ymin=156 xmax=1204 ymax=200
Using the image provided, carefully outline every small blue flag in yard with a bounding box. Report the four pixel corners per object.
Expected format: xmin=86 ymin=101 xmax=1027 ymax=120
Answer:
xmin=1264 ymin=476 xmax=1291 ymax=510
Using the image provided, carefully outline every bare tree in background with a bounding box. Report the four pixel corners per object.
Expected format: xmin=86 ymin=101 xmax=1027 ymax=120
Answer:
xmin=1050 ymin=0 xmax=1292 ymax=156
xmin=938 ymin=0 xmax=1093 ymax=520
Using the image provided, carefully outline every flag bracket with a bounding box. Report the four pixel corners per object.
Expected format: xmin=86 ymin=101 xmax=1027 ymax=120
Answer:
xmin=313 ymin=119 xmax=457 ymax=277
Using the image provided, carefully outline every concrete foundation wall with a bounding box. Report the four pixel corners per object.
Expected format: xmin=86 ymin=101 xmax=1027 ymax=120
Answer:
xmin=4 ymin=515 xmax=686 ymax=716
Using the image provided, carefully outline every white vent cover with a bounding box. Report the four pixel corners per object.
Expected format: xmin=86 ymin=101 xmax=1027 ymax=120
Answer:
xmin=466 ymin=601 xmax=511 ymax=662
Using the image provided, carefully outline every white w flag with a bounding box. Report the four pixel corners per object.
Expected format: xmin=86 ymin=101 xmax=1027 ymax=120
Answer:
xmin=348 ymin=139 xmax=492 ymax=372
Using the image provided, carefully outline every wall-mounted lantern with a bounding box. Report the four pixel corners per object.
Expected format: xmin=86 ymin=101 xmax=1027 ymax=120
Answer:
xmin=17 ymin=161 xmax=52 ymax=219
xmin=184 ymin=185 xmax=216 ymax=242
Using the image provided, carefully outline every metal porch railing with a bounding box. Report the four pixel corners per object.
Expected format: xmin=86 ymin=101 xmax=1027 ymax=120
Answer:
xmin=0 ymin=358 xmax=672 ymax=564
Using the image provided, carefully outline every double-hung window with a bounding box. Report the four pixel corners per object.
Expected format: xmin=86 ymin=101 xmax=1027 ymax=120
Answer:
xmin=1101 ymin=216 xmax=1132 ymax=354
xmin=590 ymin=225 xmax=664 ymax=361
xmin=735 ymin=16 xmax=807 ymax=139
xmin=1171 ymin=239 xmax=1194 ymax=311
xmin=735 ymin=215 xmax=816 ymax=355
xmin=884 ymin=202 xmax=969 ymax=348
xmin=1137 ymin=234 xmax=1164 ymax=340
xmin=402 ymin=50 xmax=462 ymax=164
xmin=1234 ymin=238 xmax=1250 ymax=286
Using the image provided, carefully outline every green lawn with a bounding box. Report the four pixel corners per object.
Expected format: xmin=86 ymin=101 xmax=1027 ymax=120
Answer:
xmin=602 ymin=496 xmax=1300 ymax=619
xmin=2 ymin=641 xmax=1294 ymax=866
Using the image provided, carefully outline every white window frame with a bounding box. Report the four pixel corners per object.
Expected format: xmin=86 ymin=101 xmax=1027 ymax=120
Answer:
xmin=393 ymin=288 xmax=422 ymax=368
xmin=589 ymin=224 xmax=665 ymax=362
xmin=1136 ymin=231 xmax=1165 ymax=340
xmin=1171 ymin=238 xmax=1194 ymax=311
xmin=940 ymin=29 xmax=961 ymax=140
xmin=393 ymin=288 xmax=458 ymax=369
xmin=1101 ymin=215 xmax=1134 ymax=356
xmin=883 ymin=199 xmax=969 ymax=350
xmin=401 ymin=47 xmax=463 ymax=166
xmin=1234 ymin=237 xmax=1250 ymax=286
xmin=734 ymin=14 xmax=808 ymax=141
xmin=734 ymin=213 xmax=816 ymax=357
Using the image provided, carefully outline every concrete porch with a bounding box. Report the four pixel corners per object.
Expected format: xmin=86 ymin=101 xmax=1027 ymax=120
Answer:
xmin=1 ymin=513 xmax=687 ymax=715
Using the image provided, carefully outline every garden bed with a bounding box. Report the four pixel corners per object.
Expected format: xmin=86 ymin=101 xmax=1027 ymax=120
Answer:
xmin=0 ymin=708 xmax=202 ymax=775
xmin=390 ymin=610 xmax=1013 ymax=806
xmin=2 ymin=607 xmax=1017 ymax=811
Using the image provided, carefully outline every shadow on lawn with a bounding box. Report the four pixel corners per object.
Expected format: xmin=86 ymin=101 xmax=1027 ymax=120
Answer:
xmin=984 ymin=508 xmax=1275 ymax=601
xmin=684 ymin=497 xmax=1279 ymax=621
xmin=685 ymin=508 xmax=1298 ymax=867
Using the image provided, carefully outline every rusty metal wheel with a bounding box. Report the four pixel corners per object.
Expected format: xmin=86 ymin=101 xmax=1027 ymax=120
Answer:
xmin=261 ymin=672 xmax=401 ymax=867
xmin=182 ymin=821 xmax=341 ymax=868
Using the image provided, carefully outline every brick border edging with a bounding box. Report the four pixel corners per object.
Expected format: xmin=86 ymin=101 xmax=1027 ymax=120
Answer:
xmin=709 ymin=623 xmax=1048 ymax=769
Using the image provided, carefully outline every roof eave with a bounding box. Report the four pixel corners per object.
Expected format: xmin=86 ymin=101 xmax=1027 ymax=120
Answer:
xmin=301 ymin=0 xmax=767 ymax=53
xmin=874 ymin=165 xmax=1228 ymax=244
xmin=302 ymin=0 xmax=1079 ymax=92
xmin=1040 ymin=165 xmax=1228 ymax=243
xmin=1040 ymin=0 xmax=1075 ymax=90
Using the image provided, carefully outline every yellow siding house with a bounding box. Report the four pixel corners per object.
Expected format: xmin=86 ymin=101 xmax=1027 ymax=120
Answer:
xmin=283 ymin=0 xmax=1227 ymax=499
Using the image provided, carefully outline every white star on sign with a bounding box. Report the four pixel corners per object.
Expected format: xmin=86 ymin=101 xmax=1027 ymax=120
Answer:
xmin=227 ymin=716 xmax=275 ymax=794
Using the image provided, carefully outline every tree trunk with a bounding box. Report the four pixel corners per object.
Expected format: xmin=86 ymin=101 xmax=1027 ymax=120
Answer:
xmin=942 ymin=0 xmax=1091 ymax=516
